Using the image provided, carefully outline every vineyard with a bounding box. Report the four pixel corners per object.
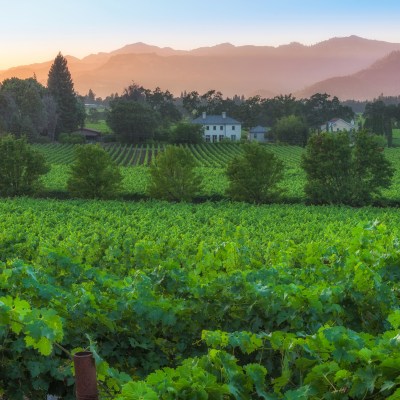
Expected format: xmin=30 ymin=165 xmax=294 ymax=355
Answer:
xmin=2 ymin=199 xmax=400 ymax=398
xmin=35 ymin=143 xmax=400 ymax=202
xmin=33 ymin=143 xmax=304 ymax=168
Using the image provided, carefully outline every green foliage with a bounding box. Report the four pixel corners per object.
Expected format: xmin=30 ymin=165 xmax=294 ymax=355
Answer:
xmin=226 ymin=143 xmax=284 ymax=203
xmin=352 ymin=131 xmax=394 ymax=203
xmin=302 ymin=131 xmax=394 ymax=205
xmin=273 ymin=115 xmax=309 ymax=146
xmin=58 ymin=132 xmax=86 ymax=144
xmin=301 ymin=131 xmax=353 ymax=204
xmin=0 ymin=134 xmax=49 ymax=196
xmin=168 ymin=121 xmax=204 ymax=144
xmin=2 ymin=199 xmax=400 ymax=397
xmin=148 ymin=146 xmax=202 ymax=201
xmin=47 ymin=52 xmax=85 ymax=135
xmin=107 ymin=99 xmax=161 ymax=143
xmin=303 ymin=93 xmax=355 ymax=131
xmin=0 ymin=77 xmax=51 ymax=141
xmin=67 ymin=144 xmax=122 ymax=199
xmin=363 ymin=100 xmax=397 ymax=146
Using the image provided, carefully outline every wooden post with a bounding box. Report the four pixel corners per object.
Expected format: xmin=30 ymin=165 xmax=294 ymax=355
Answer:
xmin=73 ymin=351 xmax=98 ymax=400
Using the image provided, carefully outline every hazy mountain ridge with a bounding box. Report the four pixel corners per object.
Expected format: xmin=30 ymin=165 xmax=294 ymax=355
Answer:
xmin=1 ymin=36 xmax=400 ymax=99
xmin=297 ymin=50 xmax=400 ymax=99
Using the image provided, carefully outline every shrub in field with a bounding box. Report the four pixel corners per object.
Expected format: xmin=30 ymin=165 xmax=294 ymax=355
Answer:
xmin=273 ymin=114 xmax=309 ymax=146
xmin=301 ymin=131 xmax=353 ymax=204
xmin=225 ymin=142 xmax=284 ymax=203
xmin=302 ymin=131 xmax=394 ymax=205
xmin=67 ymin=144 xmax=122 ymax=199
xmin=58 ymin=132 xmax=86 ymax=144
xmin=148 ymin=146 xmax=202 ymax=201
xmin=0 ymin=134 xmax=49 ymax=196
xmin=167 ymin=121 xmax=204 ymax=144
xmin=352 ymin=131 xmax=394 ymax=204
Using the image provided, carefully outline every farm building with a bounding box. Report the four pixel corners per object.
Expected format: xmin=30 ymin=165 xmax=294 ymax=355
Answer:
xmin=192 ymin=112 xmax=241 ymax=142
xmin=248 ymin=125 xmax=271 ymax=143
xmin=320 ymin=118 xmax=357 ymax=133
xmin=73 ymin=128 xmax=102 ymax=142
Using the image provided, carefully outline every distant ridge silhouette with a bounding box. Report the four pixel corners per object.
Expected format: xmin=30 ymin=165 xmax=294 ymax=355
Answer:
xmin=1 ymin=36 xmax=400 ymax=100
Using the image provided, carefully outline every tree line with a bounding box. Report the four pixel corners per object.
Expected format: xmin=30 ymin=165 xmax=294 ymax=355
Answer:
xmin=2 ymin=53 xmax=400 ymax=147
xmin=0 ymin=53 xmax=84 ymax=142
xmin=0 ymin=131 xmax=393 ymax=207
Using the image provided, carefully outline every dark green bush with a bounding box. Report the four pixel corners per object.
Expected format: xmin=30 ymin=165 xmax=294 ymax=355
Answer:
xmin=148 ymin=146 xmax=202 ymax=201
xmin=0 ymin=134 xmax=49 ymax=196
xmin=67 ymin=144 xmax=122 ymax=199
xmin=226 ymin=143 xmax=284 ymax=203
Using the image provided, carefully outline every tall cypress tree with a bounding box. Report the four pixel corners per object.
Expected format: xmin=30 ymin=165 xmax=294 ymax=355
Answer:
xmin=47 ymin=52 xmax=84 ymax=135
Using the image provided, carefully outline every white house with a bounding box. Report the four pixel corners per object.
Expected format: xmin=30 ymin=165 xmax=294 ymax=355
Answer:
xmin=192 ymin=112 xmax=241 ymax=142
xmin=321 ymin=118 xmax=357 ymax=133
xmin=248 ymin=125 xmax=271 ymax=143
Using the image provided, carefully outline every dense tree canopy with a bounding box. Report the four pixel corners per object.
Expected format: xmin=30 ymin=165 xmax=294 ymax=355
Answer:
xmin=47 ymin=52 xmax=85 ymax=135
xmin=0 ymin=78 xmax=53 ymax=141
xmin=167 ymin=121 xmax=204 ymax=144
xmin=302 ymin=131 xmax=394 ymax=205
xmin=106 ymin=83 xmax=181 ymax=142
xmin=363 ymin=100 xmax=400 ymax=147
xmin=67 ymin=144 xmax=122 ymax=199
xmin=226 ymin=143 xmax=284 ymax=203
xmin=107 ymin=99 xmax=161 ymax=143
xmin=0 ymin=134 xmax=49 ymax=196
xmin=148 ymin=146 xmax=202 ymax=201
xmin=301 ymin=93 xmax=355 ymax=130
xmin=273 ymin=114 xmax=309 ymax=146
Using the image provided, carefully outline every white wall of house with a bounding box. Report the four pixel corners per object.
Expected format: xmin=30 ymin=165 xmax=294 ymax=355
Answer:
xmin=204 ymin=125 xmax=241 ymax=142
xmin=195 ymin=112 xmax=242 ymax=142
xmin=321 ymin=119 xmax=356 ymax=132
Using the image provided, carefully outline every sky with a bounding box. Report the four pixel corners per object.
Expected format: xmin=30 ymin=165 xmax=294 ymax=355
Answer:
xmin=1 ymin=0 xmax=400 ymax=69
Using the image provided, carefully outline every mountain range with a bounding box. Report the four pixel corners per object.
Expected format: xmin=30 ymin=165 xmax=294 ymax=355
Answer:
xmin=1 ymin=35 xmax=400 ymax=100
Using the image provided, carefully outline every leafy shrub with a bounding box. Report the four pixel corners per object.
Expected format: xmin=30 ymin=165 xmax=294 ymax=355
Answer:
xmin=58 ymin=132 xmax=86 ymax=144
xmin=67 ymin=144 xmax=122 ymax=199
xmin=302 ymin=131 xmax=394 ymax=205
xmin=273 ymin=114 xmax=309 ymax=146
xmin=226 ymin=143 xmax=284 ymax=203
xmin=0 ymin=134 xmax=49 ymax=196
xmin=148 ymin=146 xmax=202 ymax=201
xmin=167 ymin=121 xmax=204 ymax=144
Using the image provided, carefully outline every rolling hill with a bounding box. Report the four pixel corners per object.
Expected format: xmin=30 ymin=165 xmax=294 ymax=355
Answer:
xmin=1 ymin=36 xmax=400 ymax=99
xmin=297 ymin=51 xmax=400 ymax=100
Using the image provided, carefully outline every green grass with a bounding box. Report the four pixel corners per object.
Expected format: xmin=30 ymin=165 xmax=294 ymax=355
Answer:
xmin=37 ymin=143 xmax=399 ymax=203
xmin=85 ymin=119 xmax=113 ymax=134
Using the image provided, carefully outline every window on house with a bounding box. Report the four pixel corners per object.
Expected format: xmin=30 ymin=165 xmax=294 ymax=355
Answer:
xmin=205 ymin=135 xmax=210 ymax=142
xmin=212 ymin=135 xmax=217 ymax=143
xmin=213 ymin=126 xmax=217 ymax=130
xmin=206 ymin=126 xmax=209 ymax=130
xmin=220 ymin=126 xmax=223 ymax=130
xmin=254 ymin=134 xmax=257 ymax=139
xmin=219 ymin=135 xmax=224 ymax=142
xmin=231 ymin=135 xmax=236 ymax=141
xmin=232 ymin=126 xmax=236 ymax=131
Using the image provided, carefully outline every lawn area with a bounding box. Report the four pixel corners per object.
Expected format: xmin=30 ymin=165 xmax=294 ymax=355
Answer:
xmin=85 ymin=119 xmax=113 ymax=133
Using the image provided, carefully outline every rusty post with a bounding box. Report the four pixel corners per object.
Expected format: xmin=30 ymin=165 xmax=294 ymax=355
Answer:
xmin=73 ymin=351 xmax=98 ymax=400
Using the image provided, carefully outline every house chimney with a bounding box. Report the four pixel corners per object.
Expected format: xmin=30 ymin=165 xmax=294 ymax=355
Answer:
xmin=222 ymin=112 xmax=226 ymax=119
xmin=202 ymin=112 xmax=206 ymax=119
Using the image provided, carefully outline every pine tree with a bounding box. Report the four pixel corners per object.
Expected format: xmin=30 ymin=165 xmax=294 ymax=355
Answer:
xmin=47 ymin=52 xmax=84 ymax=135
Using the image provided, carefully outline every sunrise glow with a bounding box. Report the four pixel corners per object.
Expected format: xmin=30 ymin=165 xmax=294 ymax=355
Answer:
xmin=1 ymin=0 xmax=400 ymax=70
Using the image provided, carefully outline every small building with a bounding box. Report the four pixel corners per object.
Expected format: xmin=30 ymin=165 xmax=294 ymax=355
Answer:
xmin=74 ymin=128 xmax=102 ymax=142
xmin=192 ymin=112 xmax=241 ymax=142
xmin=320 ymin=118 xmax=357 ymax=133
xmin=248 ymin=125 xmax=271 ymax=143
